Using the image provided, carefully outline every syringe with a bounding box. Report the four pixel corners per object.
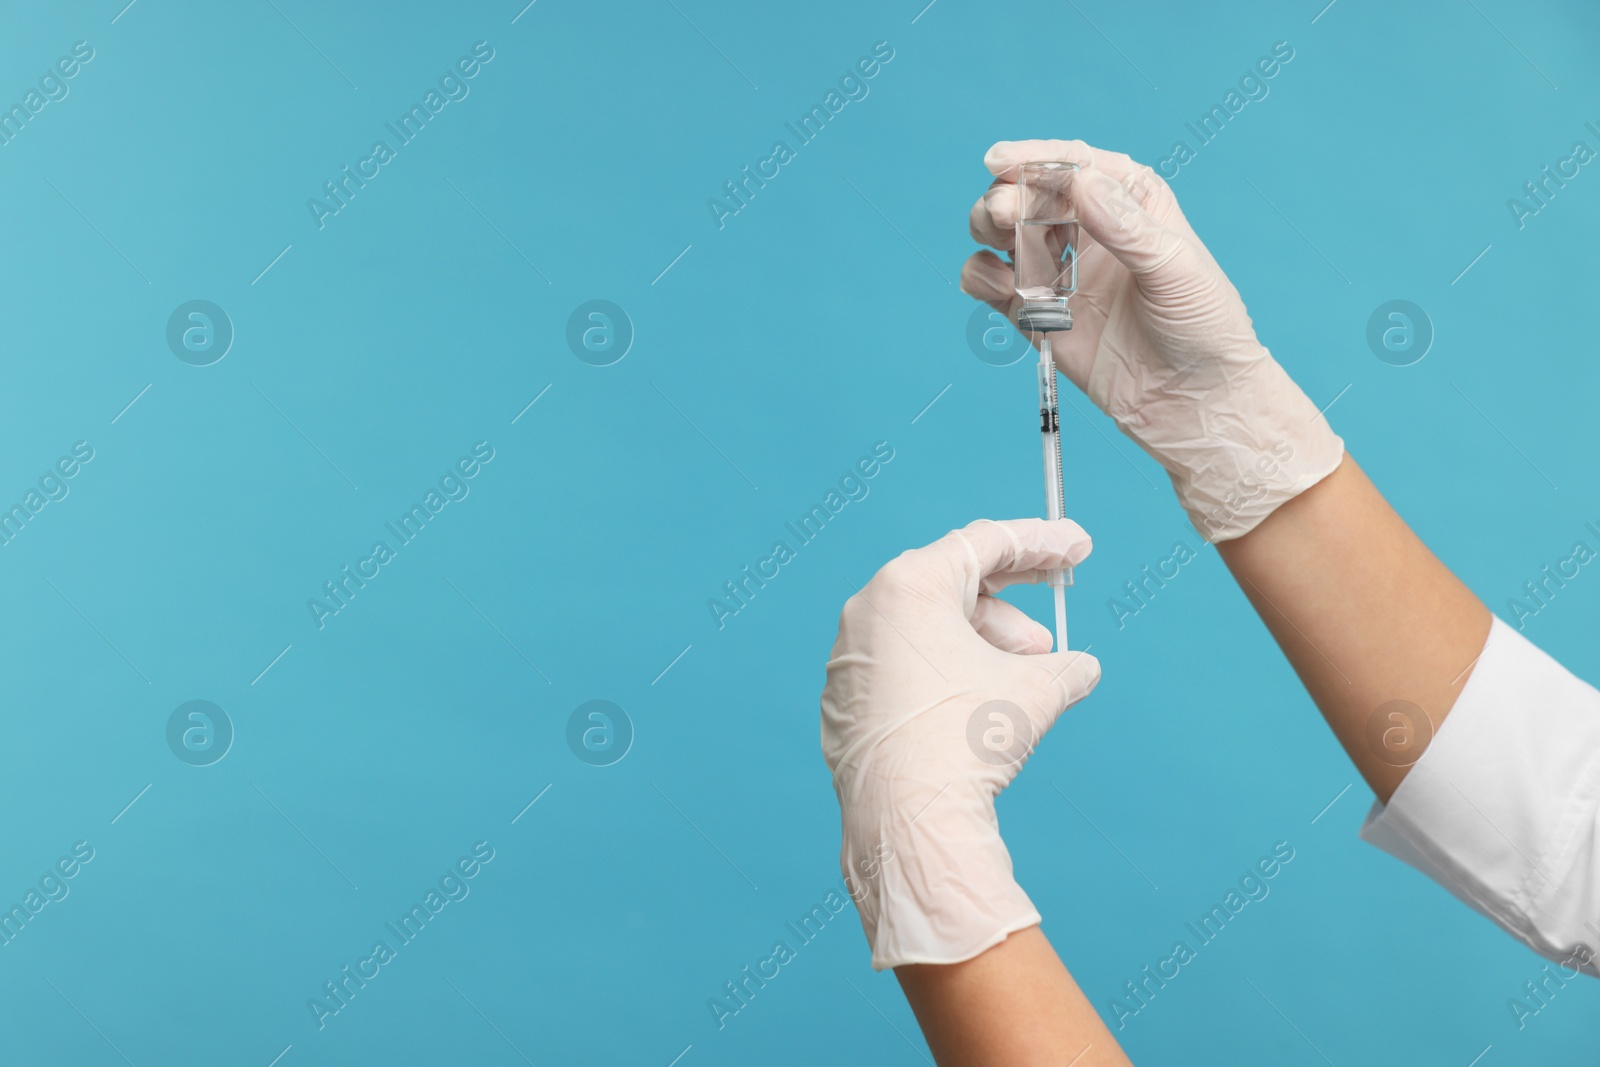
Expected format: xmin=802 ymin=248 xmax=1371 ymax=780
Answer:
xmin=1014 ymin=160 xmax=1080 ymax=652
xmin=1037 ymin=336 xmax=1070 ymax=651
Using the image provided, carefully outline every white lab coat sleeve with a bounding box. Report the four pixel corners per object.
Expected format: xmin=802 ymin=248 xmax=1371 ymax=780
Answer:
xmin=1360 ymin=616 xmax=1600 ymax=977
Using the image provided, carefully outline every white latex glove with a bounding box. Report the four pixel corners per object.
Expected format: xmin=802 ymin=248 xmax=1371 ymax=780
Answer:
xmin=962 ymin=139 xmax=1344 ymax=542
xmin=820 ymin=518 xmax=1102 ymax=969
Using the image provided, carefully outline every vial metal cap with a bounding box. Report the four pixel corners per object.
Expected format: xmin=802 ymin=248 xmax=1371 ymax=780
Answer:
xmin=1018 ymin=305 xmax=1073 ymax=332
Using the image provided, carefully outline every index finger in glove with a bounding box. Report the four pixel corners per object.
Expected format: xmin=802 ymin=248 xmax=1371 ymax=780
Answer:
xmin=892 ymin=518 xmax=1093 ymax=611
xmin=971 ymin=140 xmax=1184 ymax=253
xmin=982 ymin=139 xmax=1144 ymax=184
xmin=969 ymin=141 xmax=1113 ymax=251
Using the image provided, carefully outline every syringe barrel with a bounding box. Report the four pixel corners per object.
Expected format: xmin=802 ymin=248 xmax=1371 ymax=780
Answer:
xmin=1038 ymin=347 xmax=1071 ymax=589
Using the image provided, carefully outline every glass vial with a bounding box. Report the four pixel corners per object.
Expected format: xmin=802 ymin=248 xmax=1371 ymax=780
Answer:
xmin=1014 ymin=161 xmax=1079 ymax=333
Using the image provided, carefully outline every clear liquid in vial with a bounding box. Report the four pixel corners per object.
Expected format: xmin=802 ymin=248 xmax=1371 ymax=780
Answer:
xmin=1015 ymin=217 xmax=1078 ymax=300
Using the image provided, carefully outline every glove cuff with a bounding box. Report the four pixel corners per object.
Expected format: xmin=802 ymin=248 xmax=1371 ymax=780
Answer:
xmin=1160 ymin=352 xmax=1345 ymax=543
xmin=841 ymin=781 xmax=1040 ymax=970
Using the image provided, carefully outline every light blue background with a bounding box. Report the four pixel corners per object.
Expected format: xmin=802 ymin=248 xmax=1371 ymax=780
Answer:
xmin=0 ymin=0 xmax=1595 ymax=1063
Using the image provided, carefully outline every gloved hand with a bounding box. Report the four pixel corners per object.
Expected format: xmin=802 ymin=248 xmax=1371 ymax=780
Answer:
xmin=821 ymin=518 xmax=1102 ymax=969
xmin=962 ymin=139 xmax=1344 ymax=542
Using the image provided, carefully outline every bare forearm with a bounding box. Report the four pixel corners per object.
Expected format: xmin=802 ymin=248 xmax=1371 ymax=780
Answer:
xmin=896 ymin=926 xmax=1133 ymax=1067
xmin=1216 ymin=454 xmax=1492 ymax=801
